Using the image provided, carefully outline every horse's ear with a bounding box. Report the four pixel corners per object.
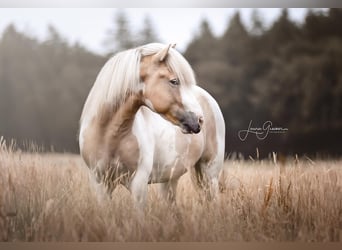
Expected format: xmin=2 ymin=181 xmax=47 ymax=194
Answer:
xmin=154 ymin=44 xmax=174 ymax=62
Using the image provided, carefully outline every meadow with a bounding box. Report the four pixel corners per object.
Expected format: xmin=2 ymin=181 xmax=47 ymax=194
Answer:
xmin=0 ymin=139 xmax=341 ymax=241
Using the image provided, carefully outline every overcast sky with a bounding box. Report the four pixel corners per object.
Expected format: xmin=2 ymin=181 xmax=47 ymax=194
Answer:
xmin=0 ymin=8 xmax=323 ymax=54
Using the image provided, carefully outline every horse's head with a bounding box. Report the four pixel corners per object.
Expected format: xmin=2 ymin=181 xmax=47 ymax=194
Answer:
xmin=139 ymin=44 xmax=203 ymax=134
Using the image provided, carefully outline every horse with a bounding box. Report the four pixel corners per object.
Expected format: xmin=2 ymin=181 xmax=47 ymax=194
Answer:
xmin=79 ymin=43 xmax=225 ymax=207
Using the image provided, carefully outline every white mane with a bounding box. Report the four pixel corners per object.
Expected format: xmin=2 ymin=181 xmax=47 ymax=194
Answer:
xmin=80 ymin=43 xmax=197 ymax=123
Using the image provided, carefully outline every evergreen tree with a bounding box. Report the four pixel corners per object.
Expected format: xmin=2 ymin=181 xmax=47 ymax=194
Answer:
xmin=303 ymin=9 xmax=326 ymax=40
xmin=222 ymin=12 xmax=249 ymax=40
xmin=138 ymin=15 xmax=159 ymax=45
xmin=185 ymin=19 xmax=219 ymax=64
xmin=220 ymin=11 xmax=251 ymax=66
xmin=104 ymin=10 xmax=136 ymax=55
xmin=265 ymin=9 xmax=301 ymax=52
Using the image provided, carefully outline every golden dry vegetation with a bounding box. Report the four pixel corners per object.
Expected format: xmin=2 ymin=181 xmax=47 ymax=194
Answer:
xmin=0 ymin=140 xmax=341 ymax=241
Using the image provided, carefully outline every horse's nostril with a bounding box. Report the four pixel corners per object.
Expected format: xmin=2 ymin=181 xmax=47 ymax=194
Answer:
xmin=199 ymin=116 xmax=204 ymax=125
xmin=194 ymin=124 xmax=201 ymax=133
xmin=179 ymin=111 xmax=202 ymax=134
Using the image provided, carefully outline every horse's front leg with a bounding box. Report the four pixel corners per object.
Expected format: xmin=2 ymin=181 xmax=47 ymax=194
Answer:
xmin=129 ymin=170 xmax=150 ymax=208
xmin=129 ymin=155 xmax=153 ymax=209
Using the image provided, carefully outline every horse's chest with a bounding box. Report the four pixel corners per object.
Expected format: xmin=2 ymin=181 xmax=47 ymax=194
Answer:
xmin=149 ymin=129 xmax=203 ymax=183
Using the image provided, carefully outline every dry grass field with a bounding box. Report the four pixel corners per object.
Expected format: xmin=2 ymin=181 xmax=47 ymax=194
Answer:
xmin=0 ymin=139 xmax=341 ymax=241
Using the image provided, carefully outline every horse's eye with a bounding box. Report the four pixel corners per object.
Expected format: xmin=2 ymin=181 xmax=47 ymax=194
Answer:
xmin=169 ymin=79 xmax=179 ymax=86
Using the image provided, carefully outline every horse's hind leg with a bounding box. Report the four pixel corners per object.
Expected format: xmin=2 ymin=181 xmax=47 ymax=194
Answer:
xmin=158 ymin=179 xmax=179 ymax=204
xmin=87 ymin=169 xmax=111 ymax=205
xmin=88 ymin=159 xmax=123 ymax=203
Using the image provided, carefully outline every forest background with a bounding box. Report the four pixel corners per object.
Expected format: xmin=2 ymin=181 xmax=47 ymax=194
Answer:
xmin=1 ymin=9 xmax=341 ymax=158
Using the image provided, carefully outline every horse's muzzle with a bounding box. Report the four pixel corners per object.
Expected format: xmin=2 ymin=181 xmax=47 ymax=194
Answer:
xmin=180 ymin=111 xmax=203 ymax=134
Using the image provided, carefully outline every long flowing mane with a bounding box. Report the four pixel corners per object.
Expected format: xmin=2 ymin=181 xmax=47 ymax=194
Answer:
xmin=80 ymin=43 xmax=197 ymax=123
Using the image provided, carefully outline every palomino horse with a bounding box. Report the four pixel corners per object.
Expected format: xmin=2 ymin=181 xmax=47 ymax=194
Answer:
xmin=79 ymin=43 xmax=225 ymax=206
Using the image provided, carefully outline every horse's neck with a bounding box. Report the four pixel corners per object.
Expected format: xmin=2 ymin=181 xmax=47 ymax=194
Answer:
xmin=102 ymin=94 xmax=142 ymax=140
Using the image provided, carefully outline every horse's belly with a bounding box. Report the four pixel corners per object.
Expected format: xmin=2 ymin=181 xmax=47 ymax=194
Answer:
xmin=149 ymin=161 xmax=187 ymax=183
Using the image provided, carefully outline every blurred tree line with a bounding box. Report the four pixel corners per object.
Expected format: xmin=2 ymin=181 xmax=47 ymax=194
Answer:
xmin=0 ymin=9 xmax=341 ymax=157
xmin=0 ymin=24 xmax=105 ymax=151
xmin=186 ymin=9 xmax=342 ymax=158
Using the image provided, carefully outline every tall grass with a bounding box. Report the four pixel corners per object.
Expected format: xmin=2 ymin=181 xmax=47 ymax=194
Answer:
xmin=0 ymin=139 xmax=341 ymax=241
